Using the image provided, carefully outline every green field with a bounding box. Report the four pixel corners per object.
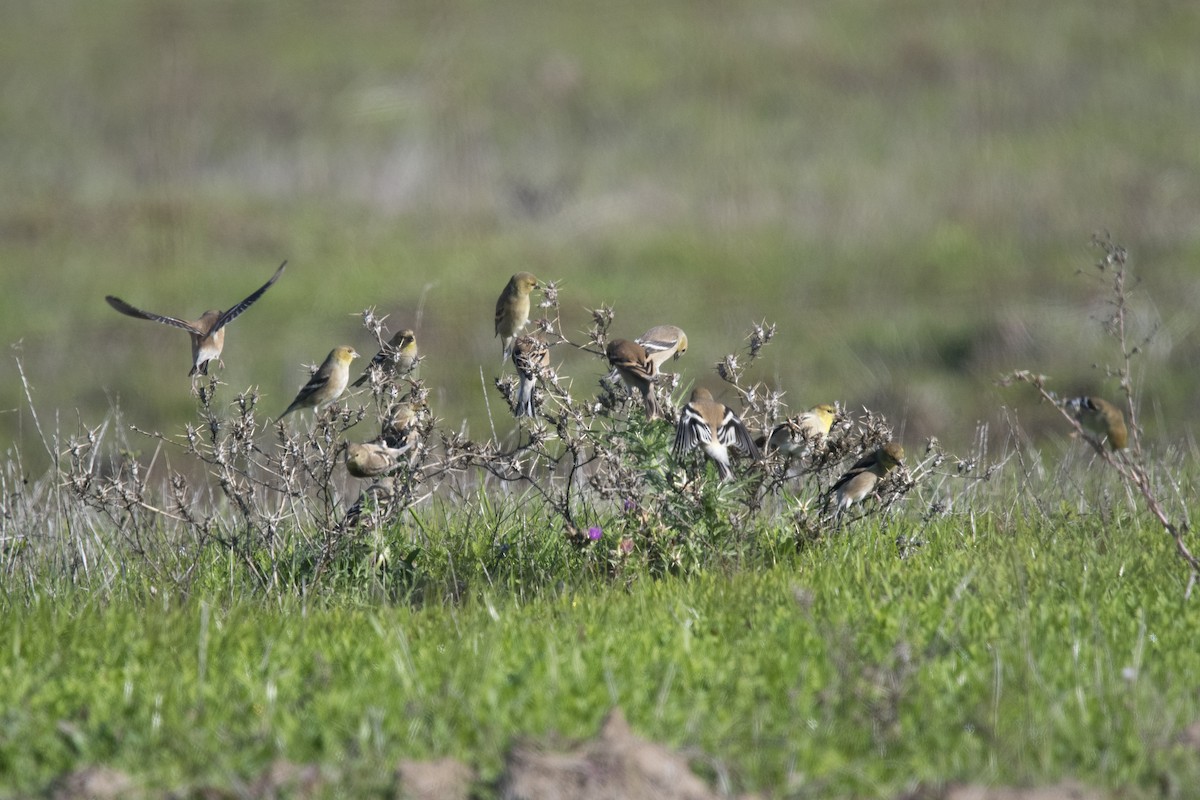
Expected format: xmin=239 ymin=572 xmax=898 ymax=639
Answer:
xmin=3 ymin=2 xmax=1200 ymax=797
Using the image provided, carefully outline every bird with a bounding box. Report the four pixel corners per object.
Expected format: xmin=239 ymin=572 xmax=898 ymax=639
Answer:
xmin=345 ymin=441 xmax=411 ymax=478
xmin=831 ymin=441 xmax=905 ymax=519
xmin=606 ymin=338 xmax=659 ymax=419
xmin=495 ymin=272 xmax=539 ymax=362
xmin=761 ymin=403 xmax=837 ymax=459
xmin=511 ymin=335 xmax=550 ymax=419
xmin=275 ymin=346 xmax=359 ymax=422
xmin=672 ymin=387 xmax=761 ymax=481
xmin=105 ymin=260 xmax=286 ymax=377
xmin=635 ymin=325 xmax=688 ymax=371
xmin=1063 ymin=396 xmax=1128 ymax=450
xmin=381 ymin=401 xmax=422 ymax=449
xmin=352 ymin=328 xmax=418 ymax=388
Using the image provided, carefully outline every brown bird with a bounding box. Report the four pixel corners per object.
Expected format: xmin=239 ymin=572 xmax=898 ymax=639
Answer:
xmin=831 ymin=441 xmax=905 ymax=519
xmin=635 ymin=325 xmax=688 ymax=371
xmin=105 ymin=260 xmax=286 ymax=377
xmin=1064 ymin=396 xmax=1128 ymax=450
xmin=352 ymin=328 xmax=418 ymax=388
xmin=345 ymin=441 xmax=411 ymax=478
xmin=672 ymin=387 xmax=761 ymax=481
xmin=495 ymin=272 xmax=539 ymax=362
xmin=512 ymin=335 xmax=550 ymax=419
xmin=606 ymin=338 xmax=659 ymax=419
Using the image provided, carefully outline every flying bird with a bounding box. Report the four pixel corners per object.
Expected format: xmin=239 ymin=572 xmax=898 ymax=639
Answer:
xmin=494 ymin=272 xmax=539 ymax=362
xmin=275 ymin=346 xmax=359 ymax=422
xmin=105 ymin=260 xmax=286 ymax=377
xmin=672 ymin=387 xmax=761 ymax=481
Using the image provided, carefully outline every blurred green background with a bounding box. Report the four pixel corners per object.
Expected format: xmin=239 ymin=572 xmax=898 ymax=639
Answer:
xmin=3 ymin=1 xmax=1200 ymax=467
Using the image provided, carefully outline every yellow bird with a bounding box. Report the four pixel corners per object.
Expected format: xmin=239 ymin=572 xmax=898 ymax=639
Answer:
xmin=276 ymin=346 xmax=359 ymax=422
xmin=105 ymin=260 xmax=286 ymax=377
xmin=494 ymin=272 xmax=539 ymax=362
xmin=352 ymin=328 xmax=418 ymax=388
xmin=762 ymin=403 xmax=836 ymax=459
xmin=381 ymin=401 xmax=423 ymax=449
xmin=1063 ymin=396 xmax=1128 ymax=450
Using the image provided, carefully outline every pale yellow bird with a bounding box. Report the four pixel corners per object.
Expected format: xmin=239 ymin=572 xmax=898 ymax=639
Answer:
xmin=345 ymin=441 xmax=410 ymax=478
xmin=606 ymin=338 xmax=659 ymax=419
xmin=832 ymin=441 xmax=905 ymax=517
xmin=635 ymin=325 xmax=688 ymax=371
xmin=494 ymin=272 xmax=539 ymax=362
xmin=105 ymin=260 xmax=286 ymax=377
xmin=673 ymin=387 xmax=761 ymax=481
xmin=352 ymin=329 xmax=418 ymax=388
xmin=381 ymin=401 xmax=422 ymax=449
xmin=1063 ymin=396 xmax=1128 ymax=450
xmin=511 ymin=335 xmax=550 ymax=419
xmin=762 ymin=403 xmax=836 ymax=458
xmin=276 ymin=346 xmax=359 ymax=421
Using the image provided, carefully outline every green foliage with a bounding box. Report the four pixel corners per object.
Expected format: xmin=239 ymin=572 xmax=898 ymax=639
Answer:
xmin=2 ymin=511 xmax=1200 ymax=797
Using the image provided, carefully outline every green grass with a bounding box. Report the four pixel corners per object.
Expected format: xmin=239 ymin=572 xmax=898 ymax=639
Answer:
xmin=2 ymin=506 xmax=1198 ymax=797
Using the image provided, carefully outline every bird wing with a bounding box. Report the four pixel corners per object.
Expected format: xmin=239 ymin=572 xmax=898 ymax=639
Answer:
xmin=673 ymin=403 xmax=712 ymax=456
xmin=718 ymin=410 xmax=761 ymax=459
xmin=831 ymin=465 xmax=872 ymax=495
xmin=352 ymin=345 xmax=393 ymax=387
xmin=636 ymin=326 xmax=683 ymax=357
xmin=105 ymin=296 xmax=205 ymax=336
xmin=214 ymin=260 xmax=287 ymax=331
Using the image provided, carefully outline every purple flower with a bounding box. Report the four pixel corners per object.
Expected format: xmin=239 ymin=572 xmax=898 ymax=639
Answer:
xmin=623 ymin=498 xmax=637 ymax=512
xmin=587 ymin=526 xmax=603 ymax=541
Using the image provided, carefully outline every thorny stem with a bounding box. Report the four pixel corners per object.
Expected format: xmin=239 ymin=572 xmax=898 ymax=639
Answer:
xmin=1004 ymin=235 xmax=1198 ymax=595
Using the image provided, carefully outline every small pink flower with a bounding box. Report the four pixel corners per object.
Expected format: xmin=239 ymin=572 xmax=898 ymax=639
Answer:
xmin=619 ymin=537 xmax=634 ymax=555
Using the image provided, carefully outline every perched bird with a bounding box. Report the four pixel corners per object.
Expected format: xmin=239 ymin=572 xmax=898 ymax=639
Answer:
xmin=345 ymin=441 xmax=410 ymax=478
xmin=511 ymin=335 xmax=550 ymax=419
xmin=352 ymin=328 xmax=418 ymax=388
xmin=635 ymin=325 xmax=688 ymax=371
xmin=495 ymin=272 xmax=539 ymax=362
xmin=606 ymin=338 xmax=659 ymax=419
xmin=105 ymin=260 xmax=286 ymax=377
xmin=1064 ymin=396 xmax=1128 ymax=450
xmin=673 ymin=387 xmax=761 ymax=481
xmin=276 ymin=346 xmax=359 ymax=422
xmin=831 ymin=441 xmax=905 ymax=519
xmin=761 ymin=403 xmax=837 ymax=458
xmin=381 ymin=401 xmax=421 ymax=446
